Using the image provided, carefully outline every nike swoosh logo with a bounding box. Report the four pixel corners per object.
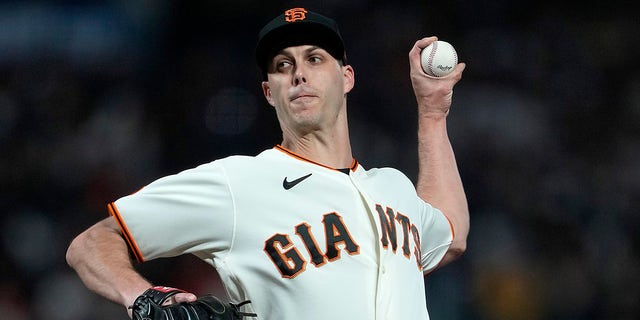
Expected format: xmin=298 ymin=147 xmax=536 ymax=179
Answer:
xmin=283 ymin=173 xmax=312 ymax=190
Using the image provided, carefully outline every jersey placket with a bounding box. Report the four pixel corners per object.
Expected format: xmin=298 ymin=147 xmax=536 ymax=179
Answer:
xmin=347 ymin=168 xmax=393 ymax=320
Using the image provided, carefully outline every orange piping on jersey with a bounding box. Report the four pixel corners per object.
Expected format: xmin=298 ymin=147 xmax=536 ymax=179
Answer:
xmin=423 ymin=213 xmax=456 ymax=277
xmin=107 ymin=202 xmax=145 ymax=263
xmin=349 ymin=158 xmax=358 ymax=172
xmin=274 ymin=145 xmax=359 ymax=172
xmin=443 ymin=213 xmax=455 ymax=240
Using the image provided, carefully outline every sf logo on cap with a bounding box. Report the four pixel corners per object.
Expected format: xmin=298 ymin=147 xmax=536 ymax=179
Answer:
xmin=285 ymin=8 xmax=307 ymax=22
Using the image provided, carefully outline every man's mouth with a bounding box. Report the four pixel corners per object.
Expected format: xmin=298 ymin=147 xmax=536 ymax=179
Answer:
xmin=290 ymin=87 xmax=317 ymax=102
xmin=292 ymin=94 xmax=316 ymax=102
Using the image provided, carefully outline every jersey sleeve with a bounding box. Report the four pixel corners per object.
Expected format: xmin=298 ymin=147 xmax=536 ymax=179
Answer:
xmin=418 ymin=199 xmax=454 ymax=274
xmin=108 ymin=161 xmax=235 ymax=263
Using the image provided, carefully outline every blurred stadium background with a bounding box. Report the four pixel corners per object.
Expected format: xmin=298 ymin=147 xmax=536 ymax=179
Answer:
xmin=1 ymin=1 xmax=638 ymax=319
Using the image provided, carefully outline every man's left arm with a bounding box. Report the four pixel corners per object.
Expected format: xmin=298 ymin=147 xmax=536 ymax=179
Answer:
xmin=409 ymin=36 xmax=470 ymax=267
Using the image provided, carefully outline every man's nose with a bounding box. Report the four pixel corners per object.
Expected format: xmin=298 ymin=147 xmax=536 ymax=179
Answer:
xmin=293 ymin=65 xmax=307 ymax=85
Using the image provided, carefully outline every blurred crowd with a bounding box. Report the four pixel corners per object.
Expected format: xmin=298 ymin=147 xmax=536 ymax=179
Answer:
xmin=1 ymin=1 xmax=638 ymax=319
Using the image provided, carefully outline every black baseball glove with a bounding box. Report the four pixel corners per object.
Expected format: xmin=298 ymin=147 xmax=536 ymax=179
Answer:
xmin=130 ymin=286 xmax=257 ymax=320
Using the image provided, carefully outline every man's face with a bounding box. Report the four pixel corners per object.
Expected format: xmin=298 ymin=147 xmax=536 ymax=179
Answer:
xmin=261 ymin=45 xmax=354 ymax=135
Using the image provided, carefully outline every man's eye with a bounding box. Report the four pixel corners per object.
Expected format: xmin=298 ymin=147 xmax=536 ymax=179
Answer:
xmin=309 ymin=56 xmax=322 ymax=63
xmin=276 ymin=61 xmax=292 ymax=70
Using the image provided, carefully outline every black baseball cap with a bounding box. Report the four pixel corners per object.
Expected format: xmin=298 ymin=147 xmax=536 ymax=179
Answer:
xmin=256 ymin=8 xmax=347 ymax=78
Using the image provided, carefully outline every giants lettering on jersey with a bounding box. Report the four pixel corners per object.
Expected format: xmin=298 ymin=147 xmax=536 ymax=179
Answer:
xmin=263 ymin=205 xmax=422 ymax=279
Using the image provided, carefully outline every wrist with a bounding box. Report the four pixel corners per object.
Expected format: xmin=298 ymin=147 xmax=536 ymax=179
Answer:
xmin=415 ymin=90 xmax=453 ymax=120
xmin=418 ymin=109 xmax=449 ymax=121
xmin=417 ymin=112 xmax=449 ymax=139
xmin=123 ymin=283 xmax=153 ymax=309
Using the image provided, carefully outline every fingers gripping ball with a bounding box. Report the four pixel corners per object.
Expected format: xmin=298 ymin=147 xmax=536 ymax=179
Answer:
xmin=130 ymin=286 xmax=257 ymax=320
xmin=420 ymin=40 xmax=458 ymax=77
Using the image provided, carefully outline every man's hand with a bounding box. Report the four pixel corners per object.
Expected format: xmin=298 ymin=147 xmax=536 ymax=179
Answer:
xmin=126 ymin=287 xmax=197 ymax=318
xmin=128 ymin=287 xmax=256 ymax=320
xmin=409 ymin=36 xmax=466 ymax=119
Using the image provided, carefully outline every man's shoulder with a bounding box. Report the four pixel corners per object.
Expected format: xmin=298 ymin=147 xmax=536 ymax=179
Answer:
xmin=202 ymin=148 xmax=288 ymax=171
xmin=357 ymin=165 xmax=416 ymax=190
xmin=216 ymin=148 xmax=280 ymax=164
xmin=360 ymin=166 xmax=407 ymax=179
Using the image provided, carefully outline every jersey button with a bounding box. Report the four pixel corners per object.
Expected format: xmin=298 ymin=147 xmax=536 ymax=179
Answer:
xmin=381 ymin=266 xmax=387 ymax=274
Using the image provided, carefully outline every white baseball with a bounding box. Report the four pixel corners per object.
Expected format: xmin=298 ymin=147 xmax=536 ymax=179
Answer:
xmin=420 ymin=40 xmax=458 ymax=77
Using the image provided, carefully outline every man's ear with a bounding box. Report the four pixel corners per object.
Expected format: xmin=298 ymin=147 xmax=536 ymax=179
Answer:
xmin=261 ymin=81 xmax=275 ymax=107
xmin=343 ymin=65 xmax=355 ymax=94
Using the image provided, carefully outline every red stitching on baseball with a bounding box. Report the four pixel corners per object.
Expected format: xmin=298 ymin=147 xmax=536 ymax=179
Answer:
xmin=427 ymin=41 xmax=438 ymax=76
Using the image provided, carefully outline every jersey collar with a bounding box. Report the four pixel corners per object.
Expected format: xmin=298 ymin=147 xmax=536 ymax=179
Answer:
xmin=274 ymin=144 xmax=359 ymax=173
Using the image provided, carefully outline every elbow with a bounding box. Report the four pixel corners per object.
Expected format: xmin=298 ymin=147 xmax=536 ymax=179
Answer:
xmin=436 ymin=239 xmax=466 ymax=268
xmin=449 ymin=239 xmax=467 ymax=259
xmin=438 ymin=210 xmax=469 ymax=267
xmin=450 ymin=221 xmax=468 ymax=256
xmin=66 ymin=232 xmax=86 ymax=270
xmin=449 ymin=210 xmax=469 ymax=258
xmin=445 ymin=236 xmax=467 ymax=263
xmin=66 ymin=225 xmax=100 ymax=270
xmin=445 ymin=217 xmax=469 ymax=260
xmin=66 ymin=217 xmax=120 ymax=269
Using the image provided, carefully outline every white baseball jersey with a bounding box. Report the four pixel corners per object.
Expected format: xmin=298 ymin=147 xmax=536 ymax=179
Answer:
xmin=109 ymin=145 xmax=453 ymax=320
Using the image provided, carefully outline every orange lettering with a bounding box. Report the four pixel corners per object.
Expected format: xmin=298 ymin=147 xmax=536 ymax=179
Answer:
xmin=285 ymin=8 xmax=308 ymax=22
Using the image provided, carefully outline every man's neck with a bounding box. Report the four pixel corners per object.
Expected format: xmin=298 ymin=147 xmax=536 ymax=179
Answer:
xmin=280 ymin=128 xmax=353 ymax=169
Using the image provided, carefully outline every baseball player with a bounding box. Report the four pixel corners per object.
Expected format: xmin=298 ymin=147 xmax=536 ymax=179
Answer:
xmin=66 ymin=7 xmax=469 ymax=320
